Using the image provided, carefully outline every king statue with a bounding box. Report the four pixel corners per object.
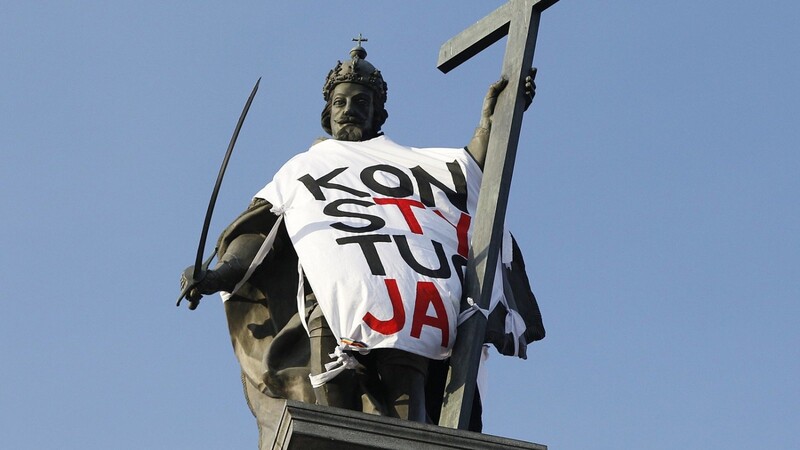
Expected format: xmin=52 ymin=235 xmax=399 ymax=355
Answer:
xmin=179 ymin=39 xmax=545 ymax=444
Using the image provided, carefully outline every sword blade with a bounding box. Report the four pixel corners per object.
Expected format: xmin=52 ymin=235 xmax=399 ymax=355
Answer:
xmin=177 ymin=77 xmax=261 ymax=308
xmin=193 ymin=77 xmax=261 ymax=278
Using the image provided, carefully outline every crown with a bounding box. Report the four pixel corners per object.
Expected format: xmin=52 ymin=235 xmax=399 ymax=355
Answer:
xmin=322 ymin=35 xmax=388 ymax=103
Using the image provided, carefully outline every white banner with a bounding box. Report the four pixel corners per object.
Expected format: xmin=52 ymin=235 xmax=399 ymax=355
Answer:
xmin=256 ymin=136 xmax=503 ymax=360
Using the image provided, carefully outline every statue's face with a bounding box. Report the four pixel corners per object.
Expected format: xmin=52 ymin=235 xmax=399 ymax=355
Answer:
xmin=330 ymin=82 xmax=376 ymax=142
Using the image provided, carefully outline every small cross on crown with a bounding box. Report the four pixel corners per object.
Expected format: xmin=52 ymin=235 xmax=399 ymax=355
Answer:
xmin=352 ymin=33 xmax=368 ymax=47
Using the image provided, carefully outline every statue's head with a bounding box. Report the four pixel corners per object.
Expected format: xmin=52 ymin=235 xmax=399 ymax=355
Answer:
xmin=321 ymin=42 xmax=388 ymax=141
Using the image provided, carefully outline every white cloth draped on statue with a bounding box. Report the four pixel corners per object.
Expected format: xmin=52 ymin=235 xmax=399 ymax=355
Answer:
xmin=243 ymin=136 xmax=509 ymax=360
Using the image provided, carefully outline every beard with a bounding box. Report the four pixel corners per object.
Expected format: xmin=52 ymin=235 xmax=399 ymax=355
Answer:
xmin=333 ymin=123 xmax=365 ymax=142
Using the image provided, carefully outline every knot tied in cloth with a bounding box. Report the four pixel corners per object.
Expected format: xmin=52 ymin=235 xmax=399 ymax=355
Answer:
xmin=308 ymin=345 xmax=361 ymax=388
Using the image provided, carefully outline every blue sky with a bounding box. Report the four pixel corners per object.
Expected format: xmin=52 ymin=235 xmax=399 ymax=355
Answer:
xmin=2 ymin=1 xmax=798 ymax=449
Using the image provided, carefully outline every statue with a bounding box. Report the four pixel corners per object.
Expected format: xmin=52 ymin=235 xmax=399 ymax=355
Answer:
xmin=179 ymin=37 xmax=544 ymax=444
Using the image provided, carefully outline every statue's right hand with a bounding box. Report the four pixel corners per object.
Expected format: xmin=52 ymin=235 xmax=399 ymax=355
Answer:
xmin=179 ymin=265 xmax=206 ymax=309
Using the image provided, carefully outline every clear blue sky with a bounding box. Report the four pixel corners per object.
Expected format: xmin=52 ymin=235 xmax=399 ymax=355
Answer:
xmin=2 ymin=1 xmax=798 ymax=449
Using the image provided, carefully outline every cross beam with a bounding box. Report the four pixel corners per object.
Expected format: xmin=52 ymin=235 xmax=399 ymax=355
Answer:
xmin=437 ymin=0 xmax=559 ymax=430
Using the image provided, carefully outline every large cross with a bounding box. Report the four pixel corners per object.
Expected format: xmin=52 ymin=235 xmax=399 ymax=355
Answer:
xmin=437 ymin=0 xmax=559 ymax=430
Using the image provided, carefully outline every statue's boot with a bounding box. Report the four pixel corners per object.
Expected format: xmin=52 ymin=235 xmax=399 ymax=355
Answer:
xmin=370 ymin=349 xmax=428 ymax=422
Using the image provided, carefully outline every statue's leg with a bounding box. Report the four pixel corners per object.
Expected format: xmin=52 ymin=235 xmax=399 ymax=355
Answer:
xmin=307 ymin=303 xmax=360 ymax=410
xmin=373 ymin=349 xmax=429 ymax=422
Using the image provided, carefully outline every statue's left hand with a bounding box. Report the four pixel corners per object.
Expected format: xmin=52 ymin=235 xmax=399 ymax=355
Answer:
xmin=523 ymin=67 xmax=537 ymax=111
xmin=480 ymin=67 xmax=537 ymax=125
xmin=469 ymin=68 xmax=537 ymax=169
xmin=478 ymin=78 xmax=507 ymax=129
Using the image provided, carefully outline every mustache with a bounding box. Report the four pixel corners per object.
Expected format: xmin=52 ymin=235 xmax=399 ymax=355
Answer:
xmin=335 ymin=115 xmax=365 ymax=125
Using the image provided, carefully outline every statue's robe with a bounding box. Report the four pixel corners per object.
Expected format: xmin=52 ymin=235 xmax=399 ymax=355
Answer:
xmin=216 ymin=141 xmax=545 ymax=437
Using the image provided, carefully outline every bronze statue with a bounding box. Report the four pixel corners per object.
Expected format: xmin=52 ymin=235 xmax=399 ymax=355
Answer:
xmin=179 ymin=38 xmax=544 ymax=442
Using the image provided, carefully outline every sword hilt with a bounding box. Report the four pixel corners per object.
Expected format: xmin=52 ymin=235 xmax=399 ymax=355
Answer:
xmin=176 ymin=251 xmax=217 ymax=310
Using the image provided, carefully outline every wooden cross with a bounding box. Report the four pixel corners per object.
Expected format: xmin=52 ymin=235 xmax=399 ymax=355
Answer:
xmin=437 ymin=0 xmax=559 ymax=430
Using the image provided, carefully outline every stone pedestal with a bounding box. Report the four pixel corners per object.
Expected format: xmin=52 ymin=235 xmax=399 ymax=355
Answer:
xmin=261 ymin=400 xmax=546 ymax=450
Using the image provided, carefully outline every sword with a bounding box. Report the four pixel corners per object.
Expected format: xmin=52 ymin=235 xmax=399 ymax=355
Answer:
xmin=177 ymin=77 xmax=261 ymax=310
